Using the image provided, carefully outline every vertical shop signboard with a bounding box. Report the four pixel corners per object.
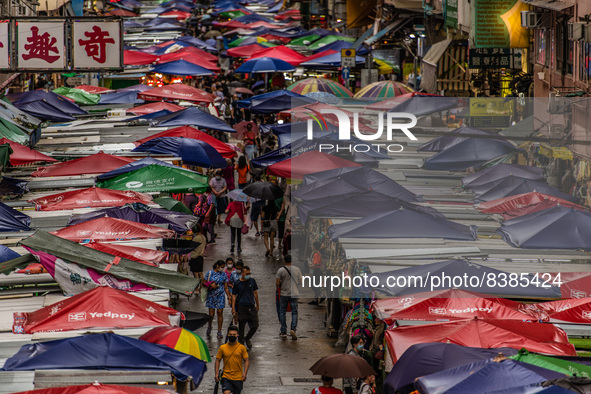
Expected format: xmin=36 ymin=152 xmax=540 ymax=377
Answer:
xmin=445 ymin=0 xmax=458 ymax=28
xmin=72 ymin=21 xmax=121 ymax=69
xmin=17 ymin=22 xmax=66 ymax=69
xmin=0 ymin=22 xmax=9 ymax=69
xmin=471 ymin=0 xmax=529 ymax=48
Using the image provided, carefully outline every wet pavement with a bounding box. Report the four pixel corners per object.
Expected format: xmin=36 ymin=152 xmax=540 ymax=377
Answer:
xmin=175 ymin=221 xmax=344 ymax=393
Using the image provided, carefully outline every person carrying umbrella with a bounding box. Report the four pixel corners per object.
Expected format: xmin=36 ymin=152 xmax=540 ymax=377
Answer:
xmin=215 ymin=325 xmax=249 ymax=394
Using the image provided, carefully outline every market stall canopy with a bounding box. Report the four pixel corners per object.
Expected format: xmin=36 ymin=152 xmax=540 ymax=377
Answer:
xmin=51 ymin=217 xmax=175 ymax=242
xmin=286 ymin=77 xmax=353 ymax=97
xmin=385 ymin=318 xmax=576 ymax=363
xmin=509 ymin=348 xmax=591 ymax=380
xmin=134 ymin=125 xmax=236 ymax=158
xmin=307 ymin=34 xmax=355 ymax=50
xmin=423 ymin=138 xmax=521 ymax=171
xmin=0 ymin=138 xmax=56 ymax=166
xmin=52 ymin=87 xmax=100 ymax=105
xmin=29 ymin=187 xmax=152 ymax=211
xmin=266 ymin=150 xmax=361 ymax=179
xmin=365 ymin=92 xmax=441 ymax=111
xmin=329 ymin=209 xmax=477 ymax=241
xmin=270 ymin=120 xmax=338 ymax=135
xmin=371 ymin=289 xmax=535 ymax=325
xmin=11 ymin=383 xmax=176 ymax=394
xmin=235 ymin=56 xmax=296 ymax=73
xmin=387 ymin=95 xmax=461 ymax=117
xmin=0 ymin=201 xmax=31 ymax=232
xmin=353 ymin=80 xmax=415 ymax=99
xmin=415 ymin=358 xmax=563 ymax=394
xmin=8 ymin=90 xmax=87 ymax=115
xmin=138 ymin=84 xmax=216 ymax=103
xmin=0 ymin=176 xmax=28 ymax=195
xmin=154 ymin=107 xmax=236 ymax=132
xmin=149 ymin=59 xmax=215 ymax=76
xmin=363 ymin=260 xmax=561 ymax=299
xmin=118 ymin=84 xmax=152 ymax=93
xmin=248 ymin=91 xmax=316 ymax=114
xmin=74 ymin=85 xmax=115 ymax=94
xmin=249 ymin=45 xmax=307 ymax=65
xmin=462 ymin=163 xmax=545 ymax=187
xmin=32 ymin=152 xmax=135 ymax=177
xmin=99 ymin=91 xmax=144 ymax=105
xmin=97 ymin=164 xmax=209 ymax=194
xmin=235 ymin=89 xmax=307 ymax=108
xmin=498 ymin=205 xmax=591 ymax=250
xmin=20 ymin=230 xmax=199 ymax=294
xmin=476 ymin=192 xmax=585 ymax=220
xmin=140 ymin=326 xmax=211 ymax=363
xmin=69 ymin=204 xmax=197 ymax=233
xmin=95 ymin=157 xmax=180 ymax=181
xmin=418 ymin=126 xmax=493 ymax=152
xmin=1 ymin=332 xmax=206 ymax=384
xmin=300 ymin=52 xmax=365 ymax=67
xmin=385 ymin=343 xmax=519 ymax=394
xmin=13 ymin=286 xmax=181 ymax=334
xmin=155 ymin=53 xmax=221 ymax=72
xmin=535 ymin=298 xmax=591 ymax=324
xmin=84 ymin=242 xmax=169 ymax=265
xmin=471 ymin=175 xmax=576 ymax=203
xmin=132 ymin=137 xmax=227 ymax=168
xmin=126 ymin=101 xmax=184 ymax=115
xmin=227 ymin=43 xmax=273 ymax=58
xmin=15 ymin=101 xmax=76 ymax=122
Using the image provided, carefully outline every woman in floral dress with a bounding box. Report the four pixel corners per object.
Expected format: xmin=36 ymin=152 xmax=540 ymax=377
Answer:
xmin=204 ymin=260 xmax=230 ymax=339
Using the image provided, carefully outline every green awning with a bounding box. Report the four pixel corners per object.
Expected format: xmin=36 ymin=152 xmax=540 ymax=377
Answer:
xmin=20 ymin=230 xmax=199 ymax=295
xmin=307 ymin=35 xmax=355 ymax=51
xmin=510 ymin=348 xmax=591 ymax=377
xmin=0 ymin=253 xmax=37 ymax=275
xmin=96 ymin=164 xmax=209 ymax=194
xmin=52 ymin=87 xmax=100 ymax=105
xmin=289 ymin=35 xmax=321 ymax=47
xmin=0 ymin=119 xmax=29 ymax=145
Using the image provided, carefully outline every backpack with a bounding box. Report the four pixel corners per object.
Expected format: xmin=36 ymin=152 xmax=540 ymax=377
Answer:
xmin=224 ymin=104 xmax=232 ymax=117
xmin=193 ymin=194 xmax=210 ymax=217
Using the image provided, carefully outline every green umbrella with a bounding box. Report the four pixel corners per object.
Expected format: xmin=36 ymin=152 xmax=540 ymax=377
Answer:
xmin=0 ymin=119 xmax=29 ymax=145
xmin=52 ymin=87 xmax=100 ymax=105
xmin=510 ymin=348 xmax=591 ymax=377
xmin=153 ymin=196 xmax=194 ymax=214
xmin=220 ymin=10 xmax=246 ymax=19
xmin=307 ymin=35 xmax=355 ymax=51
xmin=289 ymin=34 xmax=321 ymax=47
xmin=97 ymin=164 xmax=208 ymax=195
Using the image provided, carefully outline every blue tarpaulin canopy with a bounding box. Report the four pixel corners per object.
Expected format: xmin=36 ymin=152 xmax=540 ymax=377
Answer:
xmin=129 ymin=110 xmax=173 ymax=122
xmin=0 ymin=176 xmax=28 ymax=195
xmin=270 ymin=120 xmax=338 ymax=135
xmin=249 ymin=93 xmax=316 ymax=114
xmin=176 ymin=36 xmax=217 ymax=51
xmin=300 ymin=52 xmax=365 ymax=67
xmin=235 ymin=57 xmax=295 ymax=73
xmin=328 ymin=209 xmax=477 ymax=241
xmin=470 ymin=175 xmax=576 ymax=203
xmin=236 ymin=90 xmax=306 ymax=108
xmin=155 ymin=107 xmax=235 ymax=132
xmin=385 ymin=343 xmax=519 ymax=394
xmin=8 ymin=90 xmax=87 ymax=115
xmin=132 ymin=137 xmax=227 ymax=168
xmin=97 ymin=157 xmax=181 ymax=180
xmin=415 ymin=358 xmax=563 ymax=394
xmin=16 ymin=101 xmax=75 ymax=122
xmin=0 ymin=244 xmax=20 ymax=264
xmin=99 ymin=91 xmax=144 ymax=105
xmin=423 ymin=138 xmax=520 ymax=171
xmin=0 ymin=201 xmax=30 ymax=232
xmin=68 ymin=204 xmax=197 ymax=233
xmin=150 ymin=60 xmax=215 ymax=76
xmin=418 ymin=126 xmax=492 ymax=152
xmin=463 ymin=163 xmax=545 ymax=188
xmin=498 ymin=205 xmax=591 ymax=250
xmin=363 ymin=260 xmax=561 ymax=298
xmin=388 ymin=96 xmax=460 ymax=117
xmin=1 ymin=333 xmax=207 ymax=385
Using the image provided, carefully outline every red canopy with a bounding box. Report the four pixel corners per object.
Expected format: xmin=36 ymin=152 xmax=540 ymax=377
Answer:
xmin=13 ymin=286 xmax=181 ymax=334
xmin=371 ymin=289 xmax=536 ymax=324
xmin=29 ymin=187 xmax=152 ymax=211
xmin=74 ymin=85 xmax=115 ymax=94
xmin=555 ymin=272 xmax=591 ymax=299
xmin=259 ymin=33 xmax=291 ymax=44
xmin=278 ymin=102 xmax=377 ymax=134
xmin=12 ymin=382 xmax=174 ymax=394
xmin=124 ymin=50 xmax=159 ymax=66
xmin=476 ymin=192 xmax=587 ymax=220
xmin=245 ymin=21 xmax=283 ymax=29
xmin=227 ymin=44 xmax=269 ymax=58
xmin=32 ymin=152 xmax=135 ymax=177
xmin=385 ymin=318 xmax=576 ymax=363
xmin=138 ymin=84 xmax=216 ymax=103
xmin=84 ymin=242 xmax=168 ymax=266
xmin=365 ymin=92 xmax=442 ymax=111
xmin=249 ymin=45 xmax=307 ymax=66
xmin=159 ymin=9 xmax=191 ymax=19
xmin=156 ymin=53 xmax=221 ymax=72
xmin=127 ymin=101 xmax=185 ymax=115
xmin=159 ymin=46 xmax=219 ymax=63
xmin=134 ymin=125 xmax=236 ymax=158
xmin=51 ymin=217 xmax=175 ymax=242
xmin=214 ymin=20 xmax=248 ymax=29
xmin=0 ymin=138 xmax=57 ymax=166
xmin=266 ymin=151 xmax=361 ymax=179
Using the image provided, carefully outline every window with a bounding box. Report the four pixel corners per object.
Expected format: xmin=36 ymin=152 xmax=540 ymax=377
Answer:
xmin=579 ymin=42 xmax=591 ymax=83
xmin=536 ymin=29 xmax=550 ymax=66
xmin=556 ymin=22 xmax=573 ymax=74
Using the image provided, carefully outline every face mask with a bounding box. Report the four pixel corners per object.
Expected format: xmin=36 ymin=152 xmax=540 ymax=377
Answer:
xmin=228 ymin=336 xmax=237 ymax=343
xmin=227 ymin=264 xmax=233 ymax=270
xmin=216 ymin=176 xmax=221 ymax=180
xmin=357 ymin=344 xmax=364 ymax=351
xmin=244 ymin=275 xmax=251 ymax=280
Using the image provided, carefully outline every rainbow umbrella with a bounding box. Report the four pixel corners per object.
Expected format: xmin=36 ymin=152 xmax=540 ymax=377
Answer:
xmin=353 ymin=80 xmax=414 ymax=99
xmin=287 ymin=77 xmax=353 ymax=98
xmin=228 ymin=36 xmax=268 ymax=48
xmin=139 ymin=326 xmax=211 ymax=362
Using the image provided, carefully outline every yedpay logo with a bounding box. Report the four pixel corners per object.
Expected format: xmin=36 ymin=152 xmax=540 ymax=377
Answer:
xmin=306 ymin=108 xmax=418 ymax=153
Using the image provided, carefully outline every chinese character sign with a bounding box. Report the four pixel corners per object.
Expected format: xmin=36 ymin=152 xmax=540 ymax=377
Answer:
xmin=470 ymin=0 xmax=529 ymax=48
xmin=18 ymin=22 xmax=65 ymax=69
xmin=0 ymin=22 xmax=8 ymax=69
xmin=72 ymin=22 xmax=121 ymax=69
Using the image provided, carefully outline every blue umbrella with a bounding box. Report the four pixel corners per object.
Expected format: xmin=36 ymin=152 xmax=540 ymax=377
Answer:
xmin=154 ymin=107 xmax=235 ymax=132
xmin=152 ymin=41 xmax=193 ymax=55
xmin=16 ymin=101 xmax=75 ymax=122
xmin=235 ymin=57 xmax=295 ymax=73
xmin=176 ymin=36 xmax=217 ymax=51
xmin=249 ymin=93 xmax=316 ymax=114
xmin=150 ymin=60 xmax=215 ymax=76
xmin=99 ymin=91 xmax=144 ymax=105
xmin=300 ymin=52 xmax=366 ymax=67
xmin=227 ymin=189 xmax=259 ymax=202
xmin=132 ymin=137 xmax=227 ymax=168
xmin=97 ymin=157 xmax=183 ymax=180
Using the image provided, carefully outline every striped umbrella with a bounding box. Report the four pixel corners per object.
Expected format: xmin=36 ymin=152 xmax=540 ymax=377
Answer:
xmin=353 ymin=81 xmax=415 ymax=99
xmin=287 ymin=77 xmax=353 ymax=98
xmin=139 ymin=326 xmax=211 ymax=362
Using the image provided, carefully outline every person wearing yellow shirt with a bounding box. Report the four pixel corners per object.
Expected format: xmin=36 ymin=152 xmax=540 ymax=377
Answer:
xmin=215 ymin=326 xmax=249 ymax=394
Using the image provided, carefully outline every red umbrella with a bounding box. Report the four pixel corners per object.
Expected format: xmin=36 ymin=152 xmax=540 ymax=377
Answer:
xmin=159 ymin=9 xmax=191 ymax=19
xmin=259 ymin=33 xmax=291 ymax=44
xmin=157 ymin=46 xmax=219 ymax=63
xmin=138 ymin=84 xmax=216 ymax=103
xmin=233 ymin=120 xmax=259 ymax=138
xmin=476 ymin=192 xmax=587 ymax=220
xmin=32 ymin=152 xmax=135 ymax=177
xmin=249 ymin=45 xmax=307 ymax=66
xmin=124 ymin=50 xmax=159 ymax=66
xmin=235 ymin=87 xmax=254 ymax=95
xmin=156 ymin=52 xmax=220 ymax=72
xmin=267 ymin=151 xmax=361 ymax=179
xmin=127 ymin=101 xmax=185 ymax=115
xmin=29 ymin=187 xmax=152 ymax=211
xmin=51 ymin=217 xmax=175 ymax=242
xmin=12 ymin=382 xmax=174 ymax=393
xmin=74 ymin=85 xmax=115 ymax=94
xmin=226 ymin=43 xmax=269 ymax=58
xmin=0 ymin=138 xmax=56 ymax=166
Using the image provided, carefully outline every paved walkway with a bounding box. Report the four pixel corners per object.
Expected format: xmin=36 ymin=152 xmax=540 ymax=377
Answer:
xmin=176 ymin=221 xmax=344 ymax=393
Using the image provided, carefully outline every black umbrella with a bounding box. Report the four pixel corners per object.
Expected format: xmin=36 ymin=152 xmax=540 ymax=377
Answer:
xmin=310 ymin=354 xmax=376 ymax=379
xmin=243 ymin=181 xmax=284 ymax=200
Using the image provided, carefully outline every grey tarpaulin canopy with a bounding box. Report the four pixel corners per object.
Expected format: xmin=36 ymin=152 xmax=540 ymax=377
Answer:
xmin=418 ymin=126 xmax=491 ymax=152
xmin=20 ymin=230 xmax=199 ymax=294
xmin=387 ymin=96 xmax=460 ymax=117
xmin=471 ymin=175 xmax=576 ymax=203
xmin=462 ymin=163 xmax=544 ymax=187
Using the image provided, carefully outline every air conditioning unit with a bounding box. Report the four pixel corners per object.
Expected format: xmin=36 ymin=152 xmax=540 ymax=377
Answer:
xmin=549 ymin=124 xmax=565 ymax=138
xmin=568 ymin=22 xmax=585 ymax=40
xmin=521 ymin=11 xmax=543 ymax=28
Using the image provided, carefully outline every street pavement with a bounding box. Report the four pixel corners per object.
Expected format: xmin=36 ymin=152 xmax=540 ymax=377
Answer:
xmin=176 ymin=221 xmax=344 ymax=393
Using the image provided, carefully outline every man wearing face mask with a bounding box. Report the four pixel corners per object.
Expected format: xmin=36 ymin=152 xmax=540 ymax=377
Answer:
xmin=231 ymin=265 xmax=259 ymax=350
xmin=344 ymin=336 xmax=372 ymax=394
xmin=210 ymin=169 xmax=228 ymax=225
xmin=215 ymin=326 xmax=249 ymax=394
